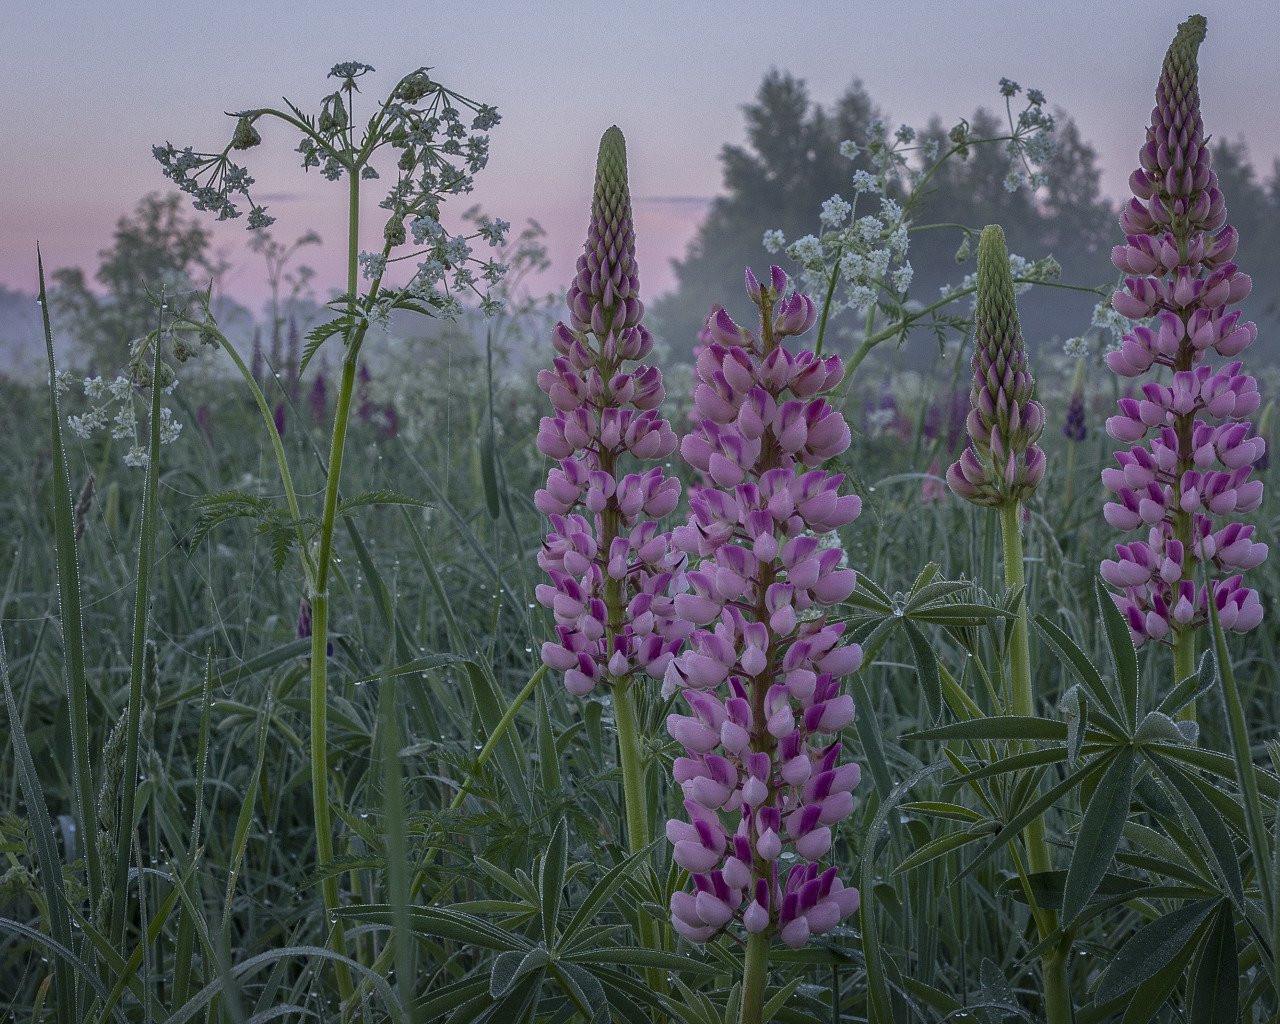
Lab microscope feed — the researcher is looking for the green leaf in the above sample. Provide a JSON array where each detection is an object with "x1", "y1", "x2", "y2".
[
  {"x1": 337, "y1": 490, "x2": 431, "y2": 516},
  {"x1": 0, "y1": 634, "x2": 80, "y2": 1024},
  {"x1": 1095, "y1": 577, "x2": 1138, "y2": 727},
  {"x1": 902, "y1": 619, "x2": 941, "y2": 721},
  {"x1": 1149, "y1": 754, "x2": 1245, "y2": 909},
  {"x1": 762, "y1": 977, "x2": 804, "y2": 1021},
  {"x1": 1000, "y1": 870, "x2": 1158, "y2": 909},
  {"x1": 1035, "y1": 612, "x2": 1125, "y2": 730},
  {"x1": 536, "y1": 685, "x2": 561, "y2": 795},
  {"x1": 961, "y1": 754, "x2": 1109, "y2": 879},
  {"x1": 548, "y1": 960, "x2": 608, "y2": 1019},
  {"x1": 489, "y1": 946, "x2": 550, "y2": 999},
  {"x1": 299, "y1": 314, "x2": 351, "y2": 374},
  {"x1": 1186, "y1": 902, "x2": 1238, "y2": 1024},
  {"x1": 561, "y1": 842, "x2": 660, "y2": 943},
  {"x1": 1060, "y1": 684, "x2": 1087, "y2": 764},
  {"x1": 1134, "y1": 711, "x2": 1187, "y2": 745},
  {"x1": 893, "y1": 824, "x2": 991, "y2": 875},
  {"x1": 38, "y1": 253, "x2": 102, "y2": 930},
  {"x1": 1155, "y1": 648, "x2": 1216, "y2": 719},
  {"x1": 1062, "y1": 747, "x2": 1135, "y2": 924},
  {"x1": 1095, "y1": 898, "x2": 1216, "y2": 1003},
  {"x1": 338, "y1": 904, "x2": 523, "y2": 952},
  {"x1": 540, "y1": 820, "x2": 569, "y2": 945},
  {"x1": 909, "y1": 716, "x2": 1068, "y2": 742},
  {"x1": 462, "y1": 660, "x2": 533, "y2": 815},
  {"x1": 908, "y1": 561, "x2": 941, "y2": 594},
  {"x1": 1118, "y1": 939, "x2": 1198, "y2": 1024},
  {"x1": 565, "y1": 947, "x2": 719, "y2": 974}
]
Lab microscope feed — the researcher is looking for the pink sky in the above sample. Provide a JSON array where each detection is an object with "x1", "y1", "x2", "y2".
[{"x1": 3, "y1": 3, "x2": 1278, "y2": 314}]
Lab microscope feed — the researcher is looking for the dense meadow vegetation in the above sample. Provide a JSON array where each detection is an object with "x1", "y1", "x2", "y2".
[{"x1": 5, "y1": 13, "x2": 1280, "y2": 1024}]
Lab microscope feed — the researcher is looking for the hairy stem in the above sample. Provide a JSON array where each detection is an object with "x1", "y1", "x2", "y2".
[{"x1": 740, "y1": 931, "x2": 771, "y2": 1024}]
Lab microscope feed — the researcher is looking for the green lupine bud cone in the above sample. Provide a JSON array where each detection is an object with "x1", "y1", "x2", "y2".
[
  {"x1": 947, "y1": 225, "x2": 1046, "y2": 507},
  {"x1": 1163, "y1": 15, "x2": 1207, "y2": 111},
  {"x1": 567, "y1": 126, "x2": 643, "y2": 338}
]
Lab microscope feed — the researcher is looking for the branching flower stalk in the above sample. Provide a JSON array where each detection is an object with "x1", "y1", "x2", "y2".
[
  {"x1": 946, "y1": 225, "x2": 1068, "y2": 1023},
  {"x1": 764, "y1": 81, "x2": 1061, "y2": 384},
  {"x1": 156, "y1": 62, "x2": 509, "y2": 996},
  {"x1": 534, "y1": 127, "x2": 684, "y2": 983},
  {"x1": 1101, "y1": 16, "x2": 1265, "y2": 719},
  {"x1": 662, "y1": 268, "x2": 862, "y2": 1024}
]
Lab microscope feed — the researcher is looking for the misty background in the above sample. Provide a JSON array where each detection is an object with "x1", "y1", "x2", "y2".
[{"x1": 2, "y1": 2, "x2": 1278, "y2": 376}]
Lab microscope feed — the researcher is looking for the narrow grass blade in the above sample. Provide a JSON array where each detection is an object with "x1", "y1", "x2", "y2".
[
  {"x1": 36, "y1": 251, "x2": 102, "y2": 914},
  {"x1": 1, "y1": 630, "x2": 77, "y2": 1024}
]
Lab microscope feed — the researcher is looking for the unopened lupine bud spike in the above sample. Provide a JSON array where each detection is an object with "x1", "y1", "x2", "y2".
[{"x1": 947, "y1": 224, "x2": 1045, "y2": 508}]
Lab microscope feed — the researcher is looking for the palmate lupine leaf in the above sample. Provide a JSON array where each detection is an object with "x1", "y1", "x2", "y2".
[{"x1": 345, "y1": 824, "x2": 719, "y2": 1022}]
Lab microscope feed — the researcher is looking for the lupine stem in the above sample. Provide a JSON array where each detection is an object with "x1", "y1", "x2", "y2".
[
  {"x1": 740, "y1": 931, "x2": 771, "y2": 1024},
  {"x1": 612, "y1": 676, "x2": 665, "y2": 992},
  {"x1": 999, "y1": 500, "x2": 1071, "y2": 1024},
  {"x1": 1173, "y1": 631, "x2": 1197, "y2": 722}
]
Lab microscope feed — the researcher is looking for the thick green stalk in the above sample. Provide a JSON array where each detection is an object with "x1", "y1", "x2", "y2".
[
  {"x1": 1173, "y1": 631, "x2": 1197, "y2": 723},
  {"x1": 740, "y1": 931, "x2": 771, "y2": 1024},
  {"x1": 999, "y1": 501, "x2": 1071, "y2": 1024},
  {"x1": 310, "y1": 168, "x2": 362, "y2": 1002},
  {"x1": 612, "y1": 667, "x2": 666, "y2": 995},
  {"x1": 611, "y1": 678, "x2": 650, "y2": 854}
]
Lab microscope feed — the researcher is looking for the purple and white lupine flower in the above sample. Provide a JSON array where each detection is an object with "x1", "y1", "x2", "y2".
[
  {"x1": 535, "y1": 127, "x2": 687, "y2": 696},
  {"x1": 663, "y1": 267, "x2": 862, "y2": 949},
  {"x1": 1101, "y1": 15, "x2": 1266, "y2": 645}
]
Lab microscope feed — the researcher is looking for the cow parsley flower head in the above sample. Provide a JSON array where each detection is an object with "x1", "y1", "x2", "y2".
[
  {"x1": 819, "y1": 195, "x2": 852, "y2": 227},
  {"x1": 762, "y1": 229, "x2": 786, "y2": 254}
]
